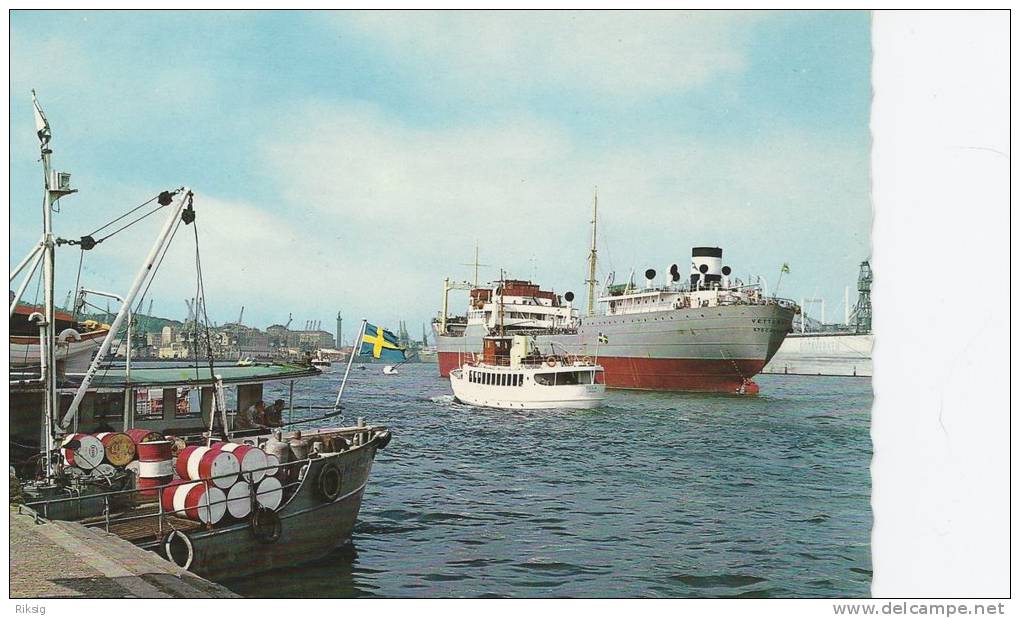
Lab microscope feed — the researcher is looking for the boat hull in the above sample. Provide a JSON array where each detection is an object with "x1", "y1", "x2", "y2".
[
  {"x1": 450, "y1": 369, "x2": 606, "y2": 410},
  {"x1": 761, "y1": 332, "x2": 873, "y2": 377},
  {"x1": 436, "y1": 303, "x2": 795, "y2": 393},
  {"x1": 140, "y1": 436, "x2": 380, "y2": 582}
]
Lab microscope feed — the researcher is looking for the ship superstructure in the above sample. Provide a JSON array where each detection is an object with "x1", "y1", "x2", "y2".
[{"x1": 435, "y1": 246, "x2": 798, "y2": 394}]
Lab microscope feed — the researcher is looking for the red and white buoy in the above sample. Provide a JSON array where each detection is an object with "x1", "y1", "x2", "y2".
[
  {"x1": 126, "y1": 428, "x2": 163, "y2": 444},
  {"x1": 161, "y1": 481, "x2": 227, "y2": 524},
  {"x1": 256, "y1": 476, "x2": 283, "y2": 510},
  {"x1": 175, "y1": 446, "x2": 240, "y2": 489},
  {"x1": 209, "y1": 442, "x2": 269, "y2": 484},
  {"x1": 136, "y1": 440, "x2": 174, "y2": 496},
  {"x1": 61, "y1": 433, "x2": 105, "y2": 471},
  {"x1": 226, "y1": 480, "x2": 252, "y2": 519},
  {"x1": 94, "y1": 432, "x2": 136, "y2": 467}
]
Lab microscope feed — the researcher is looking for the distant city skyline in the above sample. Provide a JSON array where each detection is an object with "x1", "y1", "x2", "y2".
[{"x1": 9, "y1": 10, "x2": 872, "y2": 332}]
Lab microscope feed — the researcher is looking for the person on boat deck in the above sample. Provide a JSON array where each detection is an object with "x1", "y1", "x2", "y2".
[
  {"x1": 236, "y1": 400, "x2": 269, "y2": 431},
  {"x1": 264, "y1": 399, "x2": 286, "y2": 428}
]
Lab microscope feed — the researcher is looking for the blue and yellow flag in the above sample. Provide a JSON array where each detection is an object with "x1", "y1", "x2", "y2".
[{"x1": 360, "y1": 323, "x2": 406, "y2": 362}]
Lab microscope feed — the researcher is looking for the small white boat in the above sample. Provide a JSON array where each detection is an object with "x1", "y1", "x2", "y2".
[
  {"x1": 450, "y1": 335, "x2": 606, "y2": 410},
  {"x1": 382, "y1": 365, "x2": 399, "y2": 375},
  {"x1": 236, "y1": 357, "x2": 255, "y2": 367},
  {"x1": 311, "y1": 357, "x2": 332, "y2": 370}
]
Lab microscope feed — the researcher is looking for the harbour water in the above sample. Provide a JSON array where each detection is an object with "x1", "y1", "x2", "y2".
[{"x1": 229, "y1": 364, "x2": 872, "y2": 598}]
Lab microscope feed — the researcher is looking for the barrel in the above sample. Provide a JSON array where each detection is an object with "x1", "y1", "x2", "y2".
[
  {"x1": 226, "y1": 480, "x2": 252, "y2": 519},
  {"x1": 61, "y1": 433, "x2": 105, "y2": 471},
  {"x1": 126, "y1": 428, "x2": 163, "y2": 444},
  {"x1": 264, "y1": 453, "x2": 280, "y2": 478},
  {"x1": 175, "y1": 446, "x2": 240, "y2": 489},
  {"x1": 94, "y1": 432, "x2": 136, "y2": 467},
  {"x1": 136, "y1": 440, "x2": 174, "y2": 496},
  {"x1": 255, "y1": 476, "x2": 283, "y2": 510},
  {"x1": 161, "y1": 481, "x2": 227, "y2": 524},
  {"x1": 209, "y1": 442, "x2": 268, "y2": 484}
]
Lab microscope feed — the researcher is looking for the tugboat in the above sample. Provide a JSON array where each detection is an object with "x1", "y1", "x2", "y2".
[
  {"x1": 10, "y1": 93, "x2": 390, "y2": 582},
  {"x1": 450, "y1": 335, "x2": 606, "y2": 410}
]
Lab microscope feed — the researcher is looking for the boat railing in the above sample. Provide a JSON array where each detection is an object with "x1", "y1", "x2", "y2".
[{"x1": 21, "y1": 457, "x2": 313, "y2": 537}]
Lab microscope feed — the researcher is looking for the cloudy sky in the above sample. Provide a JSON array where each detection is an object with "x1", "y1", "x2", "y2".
[{"x1": 9, "y1": 10, "x2": 871, "y2": 340}]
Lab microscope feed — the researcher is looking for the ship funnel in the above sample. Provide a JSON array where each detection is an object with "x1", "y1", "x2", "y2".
[
  {"x1": 691, "y1": 247, "x2": 723, "y2": 289},
  {"x1": 644, "y1": 268, "x2": 656, "y2": 288}
]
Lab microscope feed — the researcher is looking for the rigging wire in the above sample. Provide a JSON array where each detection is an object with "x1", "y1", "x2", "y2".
[{"x1": 86, "y1": 195, "x2": 160, "y2": 238}]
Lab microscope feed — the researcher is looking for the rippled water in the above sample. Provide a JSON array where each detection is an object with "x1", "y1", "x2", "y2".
[{"x1": 227, "y1": 364, "x2": 872, "y2": 598}]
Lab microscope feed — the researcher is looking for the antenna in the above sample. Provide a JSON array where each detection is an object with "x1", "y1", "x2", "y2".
[
  {"x1": 585, "y1": 187, "x2": 598, "y2": 317},
  {"x1": 460, "y1": 241, "x2": 490, "y2": 288}
]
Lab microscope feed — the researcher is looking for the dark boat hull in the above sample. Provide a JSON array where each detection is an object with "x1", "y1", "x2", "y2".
[{"x1": 139, "y1": 435, "x2": 380, "y2": 581}]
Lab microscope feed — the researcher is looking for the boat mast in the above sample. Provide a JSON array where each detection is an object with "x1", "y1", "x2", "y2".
[
  {"x1": 585, "y1": 187, "x2": 598, "y2": 317},
  {"x1": 33, "y1": 92, "x2": 75, "y2": 478}
]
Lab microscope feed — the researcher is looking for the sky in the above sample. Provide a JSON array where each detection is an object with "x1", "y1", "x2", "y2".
[{"x1": 9, "y1": 10, "x2": 872, "y2": 341}]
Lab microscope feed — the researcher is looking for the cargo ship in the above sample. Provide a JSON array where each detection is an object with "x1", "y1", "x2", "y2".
[
  {"x1": 762, "y1": 261, "x2": 873, "y2": 377},
  {"x1": 434, "y1": 246, "x2": 798, "y2": 394}
]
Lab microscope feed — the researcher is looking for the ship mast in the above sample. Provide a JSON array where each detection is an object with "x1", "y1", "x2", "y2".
[
  {"x1": 585, "y1": 187, "x2": 598, "y2": 317},
  {"x1": 33, "y1": 92, "x2": 75, "y2": 478}
]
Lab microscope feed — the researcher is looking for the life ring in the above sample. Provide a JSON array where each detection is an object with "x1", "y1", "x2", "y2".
[
  {"x1": 581, "y1": 356, "x2": 593, "y2": 365},
  {"x1": 162, "y1": 529, "x2": 194, "y2": 570},
  {"x1": 316, "y1": 462, "x2": 343, "y2": 502},
  {"x1": 250, "y1": 506, "x2": 283, "y2": 544},
  {"x1": 545, "y1": 357, "x2": 557, "y2": 367}
]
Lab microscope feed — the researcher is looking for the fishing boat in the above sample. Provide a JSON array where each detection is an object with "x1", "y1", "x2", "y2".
[
  {"x1": 10, "y1": 94, "x2": 390, "y2": 582},
  {"x1": 450, "y1": 335, "x2": 606, "y2": 409},
  {"x1": 310, "y1": 355, "x2": 332, "y2": 370}
]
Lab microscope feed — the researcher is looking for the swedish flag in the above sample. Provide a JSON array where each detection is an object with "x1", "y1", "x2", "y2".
[{"x1": 360, "y1": 323, "x2": 406, "y2": 362}]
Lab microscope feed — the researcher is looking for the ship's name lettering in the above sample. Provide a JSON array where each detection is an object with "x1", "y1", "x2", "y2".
[{"x1": 751, "y1": 318, "x2": 785, "y2": 325}]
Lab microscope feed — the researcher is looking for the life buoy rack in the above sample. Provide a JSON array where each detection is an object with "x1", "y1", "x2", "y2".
[
  {"x1": 162, "y1": 529, "x2": 194, "y2": 570},
  {"x1": 250, "y1": 506, "x2": 283, "y2": 544},
  {"x1": 316, "y1": 462, "x2": 343, "y2": 502}
]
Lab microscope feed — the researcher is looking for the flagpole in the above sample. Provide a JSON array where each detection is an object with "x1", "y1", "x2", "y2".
[{"x1": 334, "y1": 319, "x2": 367, "y2": 409}]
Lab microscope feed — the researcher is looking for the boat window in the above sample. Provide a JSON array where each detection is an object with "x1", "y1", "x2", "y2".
[
  {"x1": 534, "y1": 373, "x2": 554, "y2": 386},
  {"x1": 558, "y1": 372, "x2": 580, "y2": 385},
  {"x1": 577, "y1": 371, "x2": 594, "y2": 385},
  {"x1": 90, "y1": 392, "x2": 125, "y2": 420},
  {"x1": 135, "y1": 388, "x2": 165, "y2": 421},
  {"x1": 175, "y1": 387, "x2": 202, "y2": 419}
]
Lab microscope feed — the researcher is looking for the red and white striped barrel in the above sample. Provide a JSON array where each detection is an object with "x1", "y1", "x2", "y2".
[
  {"x1": 160, "y1": 481, "x2": 227, "y2": 524},
  {"x1": 94, "y1": 432, "x2": 136, "y2": 467},
  {"x1": 61, "y1": 433, "x2": 105, "y2": 471},
  {"x1": 126, "y1": 428, "x2": 163, "y2": 444},
  {"x1": 175, "y1": 446, "x2": 240, "y2": 489},
  {"x1": 256, "y1": 476, "x2": 283, "y2": 510},
  {"x1": 264, "y1": 453, "x2": 280, "y2": 478},
  {"x1": 209, "y1": 442, "x2": 268, "y2": 484},
  {"x1": 226, "y1": 480, "x2": 252, "y2": 519},
  {"x1": 136, "y1": 440, "x2": 174, "y2": 496}
]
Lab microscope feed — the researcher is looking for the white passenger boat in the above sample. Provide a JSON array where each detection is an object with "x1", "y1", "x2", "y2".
[{"x1": 450, "y1": 335, "x2": 606, "y2": 410}]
